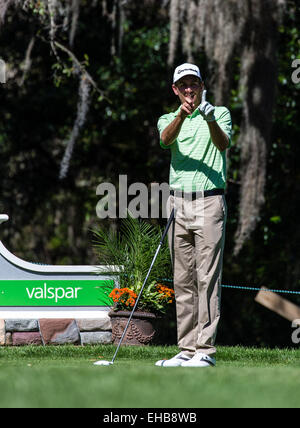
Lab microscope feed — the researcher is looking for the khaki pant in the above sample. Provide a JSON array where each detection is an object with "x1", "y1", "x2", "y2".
[{"x1": 167, "y1": 193, "x2": 227, "y2": 357}]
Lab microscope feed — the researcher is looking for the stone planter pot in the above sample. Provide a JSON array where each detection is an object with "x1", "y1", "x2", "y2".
[{"x1": 109, "y1": 310, "x2": 157, "y2": 346}]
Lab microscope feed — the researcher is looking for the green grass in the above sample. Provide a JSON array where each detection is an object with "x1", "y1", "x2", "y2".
[{"x1": 0, "y1": 345, "x2": 300, "y2": 408}]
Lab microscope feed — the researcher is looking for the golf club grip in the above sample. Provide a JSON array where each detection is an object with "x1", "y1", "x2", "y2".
[{"x1": 160, "y1": 208, "x2": 175, "y2": 244}]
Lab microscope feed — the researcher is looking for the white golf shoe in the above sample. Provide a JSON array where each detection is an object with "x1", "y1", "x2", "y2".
[
  {"x1": 155, "y1": 351, "x2": 192, "y2": 367},
  {"x1": 181, "y1": 352, "x2": 216, "y2": 367}
]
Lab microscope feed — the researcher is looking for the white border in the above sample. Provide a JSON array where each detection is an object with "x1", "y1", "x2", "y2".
[
  {"x1": 0, "y1": 214, "x2": 120, "y2": 274},
  {"x1": 0, "y1": 241, "x2": 120, "y2": 274}
]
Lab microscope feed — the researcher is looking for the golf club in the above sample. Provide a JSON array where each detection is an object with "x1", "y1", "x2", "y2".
[{"x1": 94, "y1": 208, "x2": 175, "y2": 366}]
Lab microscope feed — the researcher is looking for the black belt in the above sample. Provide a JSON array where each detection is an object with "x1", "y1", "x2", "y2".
[{"x1": 170, "y1": 188, "x2": 224, "y2": 198}]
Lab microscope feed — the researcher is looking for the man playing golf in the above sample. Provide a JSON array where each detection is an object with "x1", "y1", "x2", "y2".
[{"x1": 155, "y1": 63, "x2": 232, "y2": 367}]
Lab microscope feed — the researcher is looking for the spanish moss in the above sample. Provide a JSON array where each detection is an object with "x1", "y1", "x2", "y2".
[{"x1": 59, "y1": 75, "x2": 91, "y2": 180}]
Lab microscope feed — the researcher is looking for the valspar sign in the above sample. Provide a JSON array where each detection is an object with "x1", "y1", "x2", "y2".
[{"x1": 0, "y1": 280, "x2": 114, "y2": 307}]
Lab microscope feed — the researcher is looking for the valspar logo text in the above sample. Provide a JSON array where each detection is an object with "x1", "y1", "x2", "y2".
[{"x1": 26, "y1": 282, "x2": 83, "y2": 303}]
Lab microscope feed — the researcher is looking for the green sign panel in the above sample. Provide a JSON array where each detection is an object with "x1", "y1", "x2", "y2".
[{"x1": 0, "y1": 280, "x2": 115, "y2": 307}]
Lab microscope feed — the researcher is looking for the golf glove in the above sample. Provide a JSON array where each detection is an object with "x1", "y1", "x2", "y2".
[{"x1": 198, "y1": 90, "x2": 216, "y2": 122}]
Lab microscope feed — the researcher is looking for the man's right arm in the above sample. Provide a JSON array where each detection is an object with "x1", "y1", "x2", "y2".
[
  {"x1": 160, "y1": 98, "x2": 194, "y2": 146},
  {"x1": 161, "y1": 114, "x2": 186, "y2": 146}
]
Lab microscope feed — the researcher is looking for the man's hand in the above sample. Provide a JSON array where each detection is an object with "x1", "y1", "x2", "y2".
[
  {"x1": 198, "y1": 90, "x2": 216, "y2": 122},
  {"x1": 161, "y1": 95, "x2": 195, "y2": 146},
  {"x1": 179, "y1": 97, "x2": 195, "y2": 118}
]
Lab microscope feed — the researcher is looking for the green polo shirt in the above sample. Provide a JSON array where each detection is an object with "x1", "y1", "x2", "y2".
[{"x1": 158, "y1": 106, "x2": 232, "y2": 192}]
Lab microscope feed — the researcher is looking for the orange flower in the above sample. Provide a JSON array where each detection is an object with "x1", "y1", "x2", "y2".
[
  {"x1": 127, "y1": 297, "x2": 136, "y2": 306},
  {"x1": 155, "y1": 283, "x2": 174, "y2": 300},
  {"x1": 109, "y1": 288, "x2": 137, "y2": 306}
]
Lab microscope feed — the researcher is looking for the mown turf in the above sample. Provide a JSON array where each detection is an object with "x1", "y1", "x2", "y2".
[{"x1": 0, "y1": 345, "x2": 299, "y2": 408}]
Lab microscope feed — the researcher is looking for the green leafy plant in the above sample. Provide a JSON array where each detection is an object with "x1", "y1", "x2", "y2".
[{"x1": 93, "y1": 214, "x2": 174, "y2": 314}]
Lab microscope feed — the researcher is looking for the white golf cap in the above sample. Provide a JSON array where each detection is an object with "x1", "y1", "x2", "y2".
[{"x1": 173, "y1": 63, "x2": 202, "y2": 84}]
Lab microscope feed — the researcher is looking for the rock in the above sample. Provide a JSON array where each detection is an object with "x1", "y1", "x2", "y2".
[
  {"x1": 80, "y1": 332, "x2": 112, "y2": 345},
  {"x1": 12, "y1": 332, "x2": 42, "y2": 346},
  {"x1": 76, "y1": 317, "x2": 112, "y2": 332},
  {"x1": 0, "y1": 319, "x2": 5, "y2": 345},
  {"x1": 39, "y1": 319, "x2": 80, "y2": 345},
  {"x1": 5, "y1": 319, "x2": 39, "y2": 332},
  {"x1": 5, "y1": 332, "x2": 12, "y2": 346}
]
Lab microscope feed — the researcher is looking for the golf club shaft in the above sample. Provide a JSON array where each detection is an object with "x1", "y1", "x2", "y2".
[{"x1": 111, "y1": 208, "x2": 175, "y2": 363}]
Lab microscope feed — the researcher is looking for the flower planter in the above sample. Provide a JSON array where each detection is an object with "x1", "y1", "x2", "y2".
[{"x1": 109, "y1": 310, "x2": 157, "y2": 346}]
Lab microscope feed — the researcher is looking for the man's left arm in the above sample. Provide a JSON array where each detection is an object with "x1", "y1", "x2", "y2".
[
  {"x1": 207, "y1": 121, "x2": 229, "y2": 152},
  {"x1": 198, "y1": 90, "x2": 231, "y2": 152}
]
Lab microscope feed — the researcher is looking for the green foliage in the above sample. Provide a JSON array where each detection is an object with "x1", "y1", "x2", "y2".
[
  {"x1": 93, "y1": 214, "x2": 174, "y2": 314},
  {"x1": 93, "y1": 214, "x2": 171, "y2": 287}
]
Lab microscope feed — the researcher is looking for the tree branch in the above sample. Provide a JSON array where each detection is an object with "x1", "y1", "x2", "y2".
[{"x1": 54, "y1": 41, "x2": 110, "y2": 102}]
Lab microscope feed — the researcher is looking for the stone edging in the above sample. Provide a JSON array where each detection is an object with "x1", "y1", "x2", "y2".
[{"x1": 0, "y1": 317, "x2": 112, "y2": 346}]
